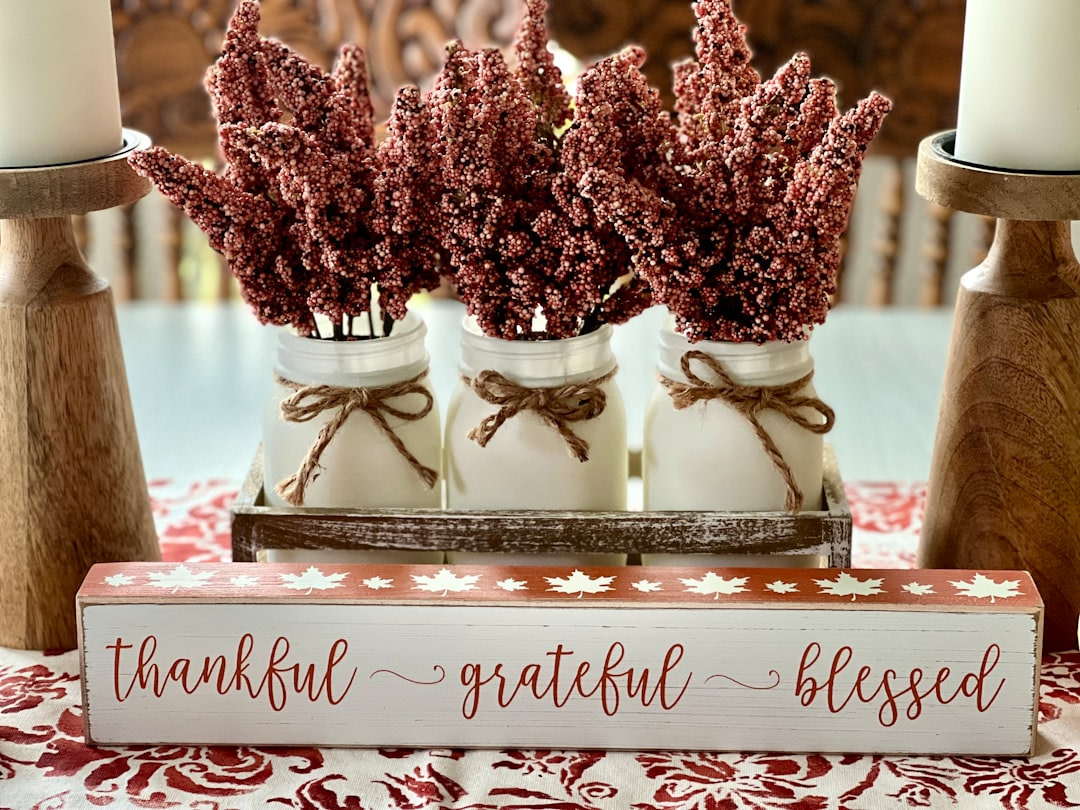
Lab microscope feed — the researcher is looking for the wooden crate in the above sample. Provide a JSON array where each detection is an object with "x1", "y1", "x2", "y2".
[{"x1": 231, "y1": 446, "x2": 851, "y2": 565}]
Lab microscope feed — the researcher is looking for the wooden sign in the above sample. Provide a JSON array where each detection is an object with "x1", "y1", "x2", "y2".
[{"x1": 78, "y1": 563, "x2": 1042, "y2": 755}]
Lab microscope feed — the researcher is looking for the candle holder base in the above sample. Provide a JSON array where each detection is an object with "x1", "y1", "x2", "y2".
[
  {"x1": 916, "y1": 131, "x2": 1080, "y2": 652},
  {"x1": 0, "y1": 131, "x2": 160, "y2": 650}
]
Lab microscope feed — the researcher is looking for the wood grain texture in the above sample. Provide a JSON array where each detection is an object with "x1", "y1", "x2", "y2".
[
  {"x1": 917, "y1": 218, "x2": 1080, "y2": 653},
  {"x1": 0, "y1": 213, "x2": 159, "y2": 650},
  {"x1": 548, "y1": 0, "x2": 965, "y2": 159},
  {"x1": 0, "y1": 130, "x2": 151, "y2": 219},
  {"x1": 110, "y1": 0, "x2": 965, "y2": 160},
  {"x1": 231, "y1": 446, "x2": 851, "y2": 566},
  {"x1": 111, "y1": 0, "x2": 520, "y2": 155},
  {"x1": 917, "y1": 132, "x2": 1080, "y2": 222}
]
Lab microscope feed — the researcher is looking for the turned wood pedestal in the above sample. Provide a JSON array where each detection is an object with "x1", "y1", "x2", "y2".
[
  {"x1": 0, "y1": 131, "x2": 160, "y2": 650},
  {"x1": 916, "y1": 132, "x2": 1080, "y2": 652}
]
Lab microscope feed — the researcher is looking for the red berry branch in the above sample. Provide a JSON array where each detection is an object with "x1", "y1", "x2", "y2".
[
  {"x1": 130, "y1": 0, "x2": 889, "y2": 347},
  {"x1": 128, "y1": 0, "x2": 441, "y2": 339},
  {"x1": 431, "y1": 0, "x2": 654, "y2": 340},
  {"x1": 582, "y1": 0, "x2": 892, "y2": 344}
]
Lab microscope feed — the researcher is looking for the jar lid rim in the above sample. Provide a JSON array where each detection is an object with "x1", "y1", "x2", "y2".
[
  {"x1": 278, "y1": 310, "x2": 426, "y2": 356},
  {"x1": 461, "y1": 316, "x2": 613, "y2": 350}
]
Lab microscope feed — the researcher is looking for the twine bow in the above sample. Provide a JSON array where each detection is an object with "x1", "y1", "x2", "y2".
[
  {"x1": 274, "y1": 370, "x2": 438, "y2": 506},
  {"x1": 462, "y1": 366, "x2": 617, "y2": 462},
  {"x1": 659, "y1": 350, "x2": 835, "y2": 512}
]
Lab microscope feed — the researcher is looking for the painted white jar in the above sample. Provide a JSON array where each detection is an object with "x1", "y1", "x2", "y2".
[
  {"x1": 263, "y1": 311, "x2": 443, "y2": 564},
  {"x1": 445, "y1": 318, "x2": 627, "y2": 565},
  {"x1": 643, "y1": 326, "x2": 831, "y2": 567}
]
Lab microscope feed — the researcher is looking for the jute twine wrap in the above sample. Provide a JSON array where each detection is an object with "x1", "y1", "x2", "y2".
[
  {"x1": 659, "y1": 350, "x2": 835, "y2": 513},
  {"x1": 273, "y1": 369, "x2": 438, "y2": 506},
  {"x1": 462, "y1": 366, "x2": 617, "y2": 463}
]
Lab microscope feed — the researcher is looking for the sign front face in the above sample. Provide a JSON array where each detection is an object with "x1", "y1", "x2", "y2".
[{"x1": 78, "y1": 564, "x2": 1042, "y2": 755}]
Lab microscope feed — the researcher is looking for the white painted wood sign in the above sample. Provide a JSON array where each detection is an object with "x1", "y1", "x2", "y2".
[{"x1": 77, "y1": 563, "x2": 1042, "y2": 755}]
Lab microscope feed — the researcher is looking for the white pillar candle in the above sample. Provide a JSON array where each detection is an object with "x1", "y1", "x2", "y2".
[
  {"x1": 955, "y1": 0, "x2": 1080, "y2": 172},
  {"x1": 0, "y1": 0, "x2": 123, "y2": 168}
]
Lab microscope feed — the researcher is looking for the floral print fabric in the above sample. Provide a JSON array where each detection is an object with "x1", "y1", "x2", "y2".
[{"x1": 1, "y1": 480, "x2": 1077, "y2": 810}]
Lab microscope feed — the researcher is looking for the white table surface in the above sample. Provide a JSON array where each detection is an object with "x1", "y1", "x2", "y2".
[{"x1": 116, "y1": 299, "x2": 954, "y2": 485}]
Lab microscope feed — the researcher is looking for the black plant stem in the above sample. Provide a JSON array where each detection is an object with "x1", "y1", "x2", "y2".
[
  {"x1": 580, "y1": 308, "x2": 602, "y2": 336},
  {"x1": 383, "y1": 312, "x2": 395, "y2": 338},
  {"x1": 333, "y1": 319, "x2": 345, "y2": 340},
  {"x1": 367, "y1": 307, "x2": 377, "y2": 339},
  {"x1": 348, "y1": 314, "x2": 355, "y2": 338}
]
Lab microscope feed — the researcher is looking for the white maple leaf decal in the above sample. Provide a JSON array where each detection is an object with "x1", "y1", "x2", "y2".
[
  {"x1": 280, "y1": 567, "x2": 348, "y2": 594},
  {"x1": 496, "y1": 578, "x2": 528, "y2": 592},
  {"x1": 681, "y1": 572, "x2": 749, "y2": 599},
  {"x1": 949, "y1": 573, "x2": 1021, "y2": 603},
  {"x1": 545, "y1": 570, "x2": 616, "y2": 598},
  {"x1": 104, "y1": 573, "x2": 135, "y2": 587},
  {"x1": 363, "y1": 576, "x2": 394, "y2": 591},
  {"x1": 815, "y1": 572, "x2": 885, "y2": 601},
  {"x1": 766, "y1": 580, "x2": 799, "y2": 595},
  {"x1": 902, "y1": 582, "x2": 935, "y2": 596},
  {"x1": 230, "y1": 575, "x2": 260, "y2": 588},
  {"x1": 631, "y1": 579, "x2": 663, "y2": 593},
  {"x1": 147, "y1": 565, "x2": 214, "y2": 593},
  {"x1": 412, "y1": 568, "x2": 480, "y2": 596}
]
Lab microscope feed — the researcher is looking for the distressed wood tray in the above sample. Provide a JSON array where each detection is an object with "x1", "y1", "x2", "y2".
[{"x1": 231, "y1": 446, "x2": 851, "y2": 566}]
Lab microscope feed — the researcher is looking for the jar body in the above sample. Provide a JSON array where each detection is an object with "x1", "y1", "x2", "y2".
[
  {"x1": 263, "y1": 312, "x2": 442, "y2": 563},
  {"x1": 643, "y1": 327, "x2": 825, "y2": 567},
  {"x1": 445, "y1": 319, "x2": 627, "y2": 565}
]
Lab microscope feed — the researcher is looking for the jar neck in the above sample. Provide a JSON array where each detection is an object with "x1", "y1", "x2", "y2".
[
  {"x1": 658, "y1": 327, "x2": 813, "y2": 386},
  {"x1": 276, "y1": 311, "x2": 429, "y2": 387},
  {"x1": 460, "y1": 317, "x2": 617, "y2": 386}
]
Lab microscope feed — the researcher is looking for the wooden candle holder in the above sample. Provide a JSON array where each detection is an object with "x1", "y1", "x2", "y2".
[
  {"x1": 0, "y1": 131, "x2": 160, "y2": 650},
  {"x1": 915, "y1": 131, "x2": 1080, "y2": 652}
]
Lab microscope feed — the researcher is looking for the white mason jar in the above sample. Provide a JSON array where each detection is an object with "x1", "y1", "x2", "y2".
[
  {"x1": 643, "y1": 325, "x2": 830, "y2": 567},
  {"x1": 445, "y1": 318, "x2": 627, "y2": 565},
  {"x1": 263, "y1": 311, "x2": 443, "y2": 564}
]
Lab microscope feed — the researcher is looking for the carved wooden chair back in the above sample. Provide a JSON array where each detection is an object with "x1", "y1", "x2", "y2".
[{"x1": 92, "y1": 0, "x2": 981, "y2": 306}]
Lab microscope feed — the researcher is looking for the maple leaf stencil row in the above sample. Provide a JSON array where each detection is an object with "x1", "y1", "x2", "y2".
[{"x1": 98, "y1": 566, "x2": 1027, "y2": 602}]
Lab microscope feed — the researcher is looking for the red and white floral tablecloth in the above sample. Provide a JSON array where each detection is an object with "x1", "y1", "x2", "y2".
[{"x1": 3, "y1": 480, "x2": 1080, "y2": 810}]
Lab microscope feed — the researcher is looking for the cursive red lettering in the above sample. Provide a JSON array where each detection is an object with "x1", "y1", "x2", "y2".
[
  {"x1": 977, "y1": 644, "x2": 1005, "y2": 711},
  {"x1": 461, "y1": 662, "x2": 501, "y2": 720},
  {"x1": 622, "y1": 643, "x2": 692, "y2": 711},
  {"x1": 874, "y1": 668, "x2": 899, "y2": 726},
  {"x1": 166, "y1": 657, "x2": 194, "y2": 694},
  {"x1": 546, "y1": 644, "x2": 575, "y2": 707},
  {"x1": 795, "y1": 642, "x2": 822, "y2": 707},
  {"x1": 459, "y1": 642, "x2": 692, "y2": 718},
  {"x1": 660, "y1": 644, "x2": 692, "y2": 709},
  {"x1": 325, "y1": 639, "x2": 358, "y2": 705},
  {"x1": 106, "y1": 638, "x2": 133, "y2": 702},
  {"x1": 106, "y1": 633, "x2": 357, "y2": 711},
  {"x1": 904, "y1": 668, "x2": 924, "y2": 721},
  {"x1": 262, "y1": 636, "x2": 292, "y2": 711},
  {"x1": 795, "y1": 641, "x2": 1010, "y2": 727},
  {"x1": 200, "y1": 654, "x2": 230, "y2": 694},
  {"x1": 233, "y1": 633, "x2": 255, "y2": 697},
  {"x1": 825, "y1": 645, "x2": 854, "y2": 712},
  {"x1": 132, "y1": 635, "x2": 161, "y2": 698}
]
